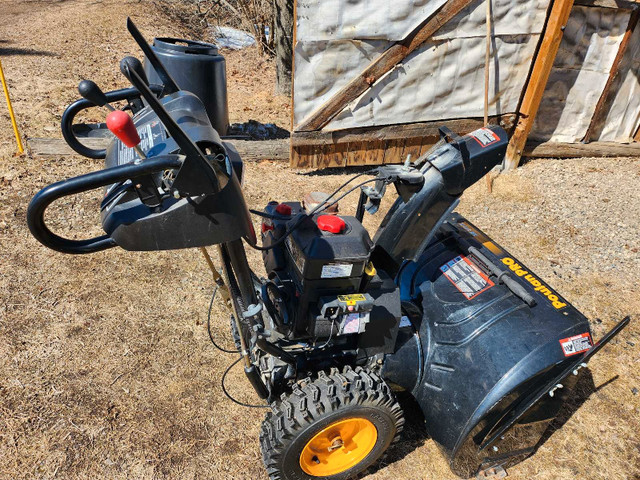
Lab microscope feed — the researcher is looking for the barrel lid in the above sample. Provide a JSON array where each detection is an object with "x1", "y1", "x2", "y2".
[{"x1": 153, "y1": 37, "x2": 219, "y2": 56}]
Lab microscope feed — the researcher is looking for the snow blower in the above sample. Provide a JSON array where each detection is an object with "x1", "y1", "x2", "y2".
[{"x1": 27, "y1": 19, "x2": 629, "y2": 480}]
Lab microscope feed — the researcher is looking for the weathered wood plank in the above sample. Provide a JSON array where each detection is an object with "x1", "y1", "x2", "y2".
[
  {"x1": 575, "y1": 0, "x2": 638, "y2": 8},
  {"x1": 503, "y1": 0, "x2": 576, "y2": 170},
  {"x1": 300, "y1": 137, "x2": 640, "y2": 168},
  {"x1": 523, "y1": 140, "x2": 640, "y2": 157},
  {"x1": 292, "y1": 114, "x2": 516, "y2": 147},
  {"x1": 583, "y1": 7, "x2": 640, "y2": 142},
  {"x1": 29, "y1": 137, "x2": 291, "y2": 162},
  {"x1": 294, "y1": 0, "x2": 476, "y2": 132}
]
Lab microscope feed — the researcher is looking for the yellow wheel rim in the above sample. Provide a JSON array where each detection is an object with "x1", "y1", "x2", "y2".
[{"x1": 299, "y1": 418, "x2": 378, "y2": 477}]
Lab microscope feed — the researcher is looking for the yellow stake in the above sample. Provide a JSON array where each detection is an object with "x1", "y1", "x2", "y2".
[{"x1": 0, "y1": 57, "x2": 24, "y2": 155}]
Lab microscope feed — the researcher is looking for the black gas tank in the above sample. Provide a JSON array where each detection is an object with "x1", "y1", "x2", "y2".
[{"x1": 287, "y1": 214, "x2": 373, "y2": 281}]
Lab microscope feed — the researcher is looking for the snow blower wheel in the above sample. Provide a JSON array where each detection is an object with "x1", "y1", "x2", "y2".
[{"x1": 260, "y1": 367, "x2": 404, "y2": 480}]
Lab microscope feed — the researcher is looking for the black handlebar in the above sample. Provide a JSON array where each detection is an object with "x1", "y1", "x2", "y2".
[
  {"x1": 61, "y1": 84, "x2": 163, "y2": 159},
  {"x1": 27, "y1": 155, "x2": 183, "y2": 254}
]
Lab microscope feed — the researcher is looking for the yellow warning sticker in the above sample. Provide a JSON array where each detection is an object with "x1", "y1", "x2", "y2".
[{"x1": 338, "y1": 294, "x2": 366, "y2": 306}]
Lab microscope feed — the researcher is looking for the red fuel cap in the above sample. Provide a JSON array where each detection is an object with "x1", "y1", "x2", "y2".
[
  {"x1": 317, "y1": 215, "x2": 346, "y2": 234},
  {"x1": 275, "y1": 203, "x2": 292, "y2": 216}
]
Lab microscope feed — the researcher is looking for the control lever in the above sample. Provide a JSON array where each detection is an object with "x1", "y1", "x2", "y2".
[
  {"x1": 105, "y1": 109, "x2": 167, "y2": 207},
  {"x1": 78, "y1": 80, "x2": 116, "y2": 111},
  {"x1": 120, "y1": 60, "x2": 222, "y2": 195},
  {"x1": 106, "y1": 110, "x2": 146, "y2": 159},
  {"x1": 120, "y1": 56, "x2": 149, "y2": 86}
]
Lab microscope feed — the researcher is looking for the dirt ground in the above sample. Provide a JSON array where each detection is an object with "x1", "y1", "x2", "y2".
[{"x1": 0, "y1": 1, "x2": 639, "y2": 479}]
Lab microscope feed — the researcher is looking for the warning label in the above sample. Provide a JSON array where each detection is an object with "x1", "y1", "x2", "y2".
[
  {"x1": 469, "y1": 128, "x2": 500, "y2": 148},
  {"x1": 117, "y1": 120, "x2": 166, "y2": 165},
  {"x1": 440, "y1": 255, "x2": 494, "y2": 300},
  {"x1": 338, "y1": 294, "x2": 366, "y2": 306},
  {"x1": 321, "y1": 263, "x2": 353, "y2": 279},
  {"x1": 559, "y1": 333, "x2": 593, "y2": 357}
]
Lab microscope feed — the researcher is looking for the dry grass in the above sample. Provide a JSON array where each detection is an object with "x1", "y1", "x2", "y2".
[{"x1": 0, "y1": 1, "x2": 639, "y2": 479}]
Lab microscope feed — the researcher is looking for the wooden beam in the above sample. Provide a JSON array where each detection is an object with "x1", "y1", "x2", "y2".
[
  {"x1": 575, "y1": 0, "x2": 638, "y2": 8},
  {"x1": 583, "y1": 7, "x2": 640, "y2": 142},
  {"x1": 294, "y1": 0, "x2": 476, "y2": 132},
  {"x1": 523, "y1": 140, "x2": 640, "y2": 157},
  {"x1": 28, "y1": 137, "x2": 290, "y2": 162},
  {"x1": 292, "y1": 115, "x2": 516, "y2": 147},
  {"x1": 503, "y1": 0, "x2": 576, "y2": 170},
  {"x1": 289, "y1": 0, "x2": 298, "y2": 163},
  {"x1": 291, "y1": 136, "x2": 640, "y2": 168},
  {"x1": 291, "y1": 115, "x2": 516, "y2": 167}
]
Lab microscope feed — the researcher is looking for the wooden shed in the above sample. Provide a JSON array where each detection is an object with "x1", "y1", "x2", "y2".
[{"x1": 289, "y1": 0, "x2": 640, "y2": 169}]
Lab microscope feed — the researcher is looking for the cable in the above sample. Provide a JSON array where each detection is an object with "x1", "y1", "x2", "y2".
[
  {"x1": 248, "y1": 209, "x2": 290, "y2": 220},
  {"x1": 246, "y1": 172, "x2": 380, "y2": 252},
  {"x1": 316, "y1": 320, "x2": 336, "y2": 350},
  {"x1": 307, "y1": 171, "x2": 375, "y2": 213},
  {"x1": 206, "y1": 283, "x2": 270, "y2": 409},
  {"x1": 313, "y1": 178, "x2": 378, "y2": 216},
  {"x1": 221, "y1": 356, "x2": 270, "y2": 409},
  {"x1": 206, "y1": 284, "x2": 240, "y2": 354}
]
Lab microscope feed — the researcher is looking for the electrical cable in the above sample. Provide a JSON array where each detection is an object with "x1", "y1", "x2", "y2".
[
  {"x1": 221, "y1": 356, "x2": 271, "y2": 409},
  {"x1": 205, "y1": 279, "x2": 270, "y2": 408},
  {"x1": 312, "y1": 178, "x2": 378, "y2": 216},
  {"x1": 206, "y1": 284, "x2": 240, "y2": 354},
  {"x1": 316, "y1": 320, "x2": 335, "y2": 350},
  {"x1": 246, "y1": 174, "x2": 380, "y2": 252}
]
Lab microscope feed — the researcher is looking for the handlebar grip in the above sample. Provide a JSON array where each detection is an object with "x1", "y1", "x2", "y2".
[
  {"x1": 27, "y1": 156, "x2": 183, "y2": 254},
  {"x1": 61, "y1": 85, "x2": 164, "y2": 159}
]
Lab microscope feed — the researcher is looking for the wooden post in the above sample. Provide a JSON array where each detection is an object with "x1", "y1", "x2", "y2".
[
  {"x1": 294, "y1": 0, "x2": 475, "y2": 132},
  {"x1": 289, "y1": 0, "x2": 297, "y2": 165},
  {"x1": 583, "y1": 7, "x2": 639, "y2": 142},
  {"x1": 484, "y1": 0, "x2": 493, "y2": 193},
  {"x1": 503, "y1": 0, "x2": 576, "y2": 170}
]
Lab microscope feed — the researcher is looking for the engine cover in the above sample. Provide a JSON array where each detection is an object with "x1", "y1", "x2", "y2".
[{"x1": 261, "y1": 202, "x2": 401, "y2": 352}]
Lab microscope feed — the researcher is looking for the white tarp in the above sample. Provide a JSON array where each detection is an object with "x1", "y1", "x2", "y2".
[
  {"x1": 296, "y1": 0, "x2": 449, "y2": 42},
  {"x1": 325, "y1": 34, "x2": 539, "y2": 130},
  {"x1": 294, "y1": 0, "x2": 551, "y2": 130},
  {"x1": 294, "y1": 0, "x2": 640, "y2": 142},
  {"x1": 597, "y1": 22, "x2": 640, "y2": 142},
  {"x1": 530, "y1": 5, "x2": 631, "y2": 142}
]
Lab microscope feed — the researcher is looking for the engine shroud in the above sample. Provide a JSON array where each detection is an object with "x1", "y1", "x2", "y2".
[{"x1": 261, "y1": 202, "x2": 401, "y2": 355}]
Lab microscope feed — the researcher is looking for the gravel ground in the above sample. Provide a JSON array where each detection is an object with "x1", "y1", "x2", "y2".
[{"x1": 0, "y1": 1, "x2": 639, "y2": 479}]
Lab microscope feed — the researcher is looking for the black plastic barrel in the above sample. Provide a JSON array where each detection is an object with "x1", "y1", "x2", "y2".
[{"x1": 144, "y1": 38, "x2": 229, "y2": 135}]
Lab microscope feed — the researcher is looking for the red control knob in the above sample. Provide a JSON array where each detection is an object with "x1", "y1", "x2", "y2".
[
  {"x1": 317, "y1": 215, "x2": 346, "y2": 234},
  {"x1": 106, "y1": 110, "x2": 140, "y2": 148}
]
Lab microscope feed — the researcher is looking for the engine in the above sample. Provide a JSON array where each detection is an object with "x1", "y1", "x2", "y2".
[{"x1": 260, "y1": 200, "x2": 401, "y2": 358}]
